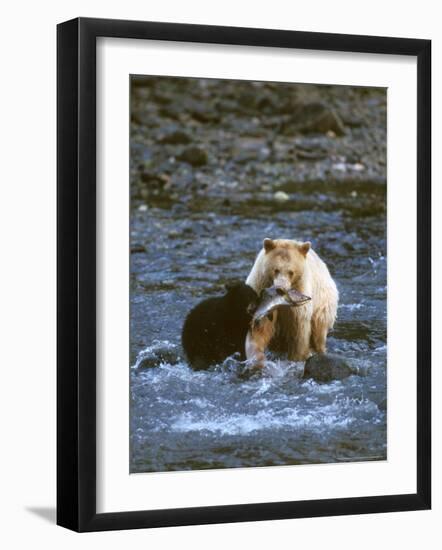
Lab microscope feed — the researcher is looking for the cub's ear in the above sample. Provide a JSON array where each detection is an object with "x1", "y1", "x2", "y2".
[
  {"x1": 299, "y1": 241, "x2": 311, "y2": 256},
  {"x1": 225, "y1": 280, "x2": 240, "y2": 292},
  {"x1": 263, "y1": 238, "x2": 276, "y2": 253}
]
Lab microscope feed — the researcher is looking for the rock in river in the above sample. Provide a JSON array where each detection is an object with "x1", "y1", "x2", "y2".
[
  {"x1": 303, "y1": 353, "x2": 356, "y2": 382},
  {"x1": 136, "y1": 342, "x2": 181, "y2": 369}
]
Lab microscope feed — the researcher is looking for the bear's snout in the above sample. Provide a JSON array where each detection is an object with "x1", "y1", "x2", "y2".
[{"x1": 273, "y1": 276, "x2": 291, "y2": 292}]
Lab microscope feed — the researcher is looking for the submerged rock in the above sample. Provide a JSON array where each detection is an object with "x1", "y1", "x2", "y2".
[
  {"x1": 303, "y1": 353, "x2": 356, "y2": 382},
  {"x1": 377, "y1": 398, "x2": 387, "y2": 412},
  {"x1": 136, "y1": 342, "x2": 181, "y2": 369},
  {"x1": 130, "y1": 243, "x2": 146, "y2": 254}
]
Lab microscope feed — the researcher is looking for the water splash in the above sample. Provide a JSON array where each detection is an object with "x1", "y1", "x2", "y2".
[{"x1": 130, "y1": 340, "x2": 386, "y2": 471}]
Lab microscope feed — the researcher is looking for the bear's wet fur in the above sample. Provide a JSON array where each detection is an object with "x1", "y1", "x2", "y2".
[
  {"x1": 246, "y1": 238, "x2": 338, "y2": 366},
  {"x1": 182, "y1": 282, "x2": 259, "y2": 370}
]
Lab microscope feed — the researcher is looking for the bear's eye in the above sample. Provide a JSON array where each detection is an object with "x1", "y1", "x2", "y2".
[{"x1": 288, "y1": 270, "x2": 294, "y2": 278}]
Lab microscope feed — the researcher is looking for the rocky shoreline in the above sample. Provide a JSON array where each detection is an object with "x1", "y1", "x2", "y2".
[{"x1": 130, "y1": 76, "x2": 386, "y2": 209}]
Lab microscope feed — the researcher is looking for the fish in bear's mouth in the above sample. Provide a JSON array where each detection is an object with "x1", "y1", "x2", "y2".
[{"x1": 252, "y1": 286, "x2": 311, "y2": 325}]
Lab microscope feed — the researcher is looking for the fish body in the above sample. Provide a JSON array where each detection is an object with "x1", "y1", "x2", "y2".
[{"x1": 252, "y1": 287, "x2": 311, "y2": 325}]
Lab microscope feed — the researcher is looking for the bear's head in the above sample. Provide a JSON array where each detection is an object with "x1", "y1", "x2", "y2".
[
  {"x1": 261, "y1": 238, "x2": 311, "y2": 292},
  {"x1": 225, "y1": 281, "x2": 259, "y2": 316}
]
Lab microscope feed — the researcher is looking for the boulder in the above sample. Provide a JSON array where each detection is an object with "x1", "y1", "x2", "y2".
[
  {"x1": 303, "y1": 353, "x2": 356, "y2": 382},
  {"x1": 159, "y1": 130, "x2": 192, "y2": 145},
  {"x1": 283, "y1": 102, "x2": 346, "y2": 136},
  {"x1": 177, "y1": 146, "x2": 208, "y2": 166}
]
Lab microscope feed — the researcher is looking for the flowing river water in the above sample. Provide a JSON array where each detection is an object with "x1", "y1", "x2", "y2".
[{"x1": 129, "y1": 189, "x2": 387, "y2": 472}]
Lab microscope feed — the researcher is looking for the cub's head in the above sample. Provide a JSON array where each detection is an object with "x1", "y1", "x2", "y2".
[
  {"x1": 225, "y1": 281, "x2": 259, "y2": 316},
  {"x1": 261, "y1": 238, "x2": 311, "y2": 292}
]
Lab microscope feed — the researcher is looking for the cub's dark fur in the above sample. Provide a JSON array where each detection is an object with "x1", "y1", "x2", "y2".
[{"x1": 182, "y1": 282, "x2": 258, "y2": 370}]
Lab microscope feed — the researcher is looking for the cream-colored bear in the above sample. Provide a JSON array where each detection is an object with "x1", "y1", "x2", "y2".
[{"x1": 246, "y1": 238, "x2": 338, "y2": 366}]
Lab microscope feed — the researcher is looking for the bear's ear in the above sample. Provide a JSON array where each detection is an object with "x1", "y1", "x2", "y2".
[
  {"x1": 263, "y1": 238, "x2": 276, "y2": 253},
  {"x1": 298, "y1": 241, "x2": 311, "y2": 256}
]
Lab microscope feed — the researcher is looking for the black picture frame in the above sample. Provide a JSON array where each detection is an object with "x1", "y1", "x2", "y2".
[{"x1": 57, "y1": 17, "x2": 431, "y2": 532}]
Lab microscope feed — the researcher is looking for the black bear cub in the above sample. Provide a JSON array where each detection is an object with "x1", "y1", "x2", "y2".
[{"x1": 182, "y1": 282, "x2": 259, "y2": 370}]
